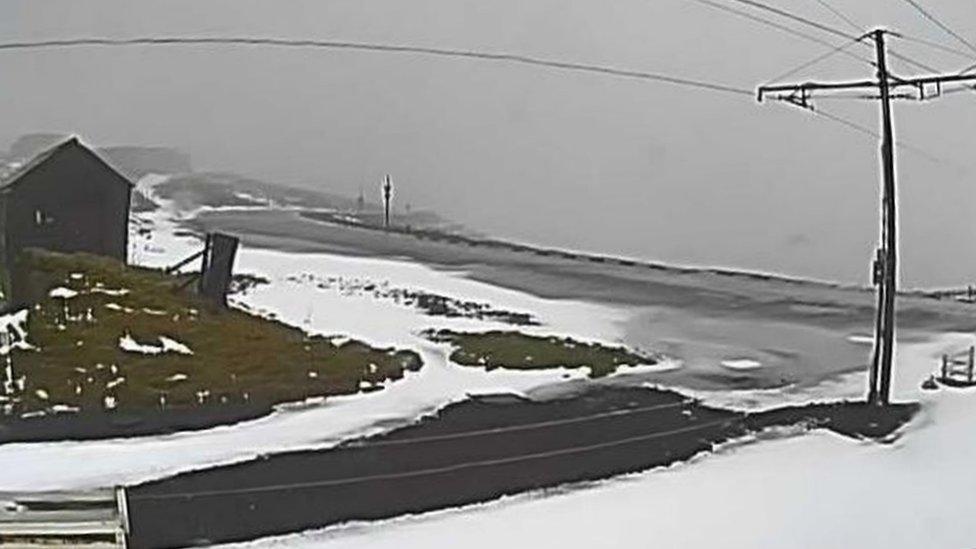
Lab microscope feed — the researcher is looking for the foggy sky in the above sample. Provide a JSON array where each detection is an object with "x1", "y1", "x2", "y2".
[{"x1": 2, "y1": 0, "x2": 975, "y2": 287}]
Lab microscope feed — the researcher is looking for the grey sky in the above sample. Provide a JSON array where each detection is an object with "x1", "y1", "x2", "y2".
[{"x1": 2, "y1": 0, "x2": 975, "y2": 287}]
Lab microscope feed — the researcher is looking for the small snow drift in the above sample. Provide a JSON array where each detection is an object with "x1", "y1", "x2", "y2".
[
  {"x1": 48, "y1": 286, "x2": 79, "y2": 300},
  {"x1": 847, "y1": 334, "x2": 875, "y2": 345},
  {"x1": 159, "y1": 336, "x2": 193, "y2": 355},
  {"x1": 720, "y1": 359, "x2": 763, "y2": 371},
  {"x1": 118, "y1": 333, "x2": 193, "y2": 356},
  {"x1": 612, "y1": 358, "x2": 683, "y2": 376}
]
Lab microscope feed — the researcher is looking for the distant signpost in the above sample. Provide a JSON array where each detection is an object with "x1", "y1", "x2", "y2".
[{"x1": 382, "y1": 175, "x2": 393, "y2": 229}]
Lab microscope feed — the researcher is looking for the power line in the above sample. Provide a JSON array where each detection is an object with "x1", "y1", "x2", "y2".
[
  {"x1": 810, "y1": 106, "x2": 880, "y2": 137},
  {"x1": 803, "y1": 0, "x2": 953, "y2": 75},
  {"x1": 698, "y1": 0, "x2": 936, "y2": 76},
  {"x1": 896, "y1": 33, "x2": 976, "y2": 63},
  {"x1": 0, "y1": 33, "x2": 962, "y2": 171},
  {"x1": 885, "y1": 45, "x2": 941, "y2": 74},
  {"x1": 723, "y1": 0, "x2": 855, "y2": 41},
  {"x1": 726, "y1": 0, "x2": 961, "y2": 78},
  {"x1": 943, "y1": 84, "x2": 976, "y2": 95},
  {"x1": 810, "y1": 0, "x2": 862, "y2": 34},
  {"x1": 769, "y1": 100, "x2": 958, "y2": 168},
  {"x1": 897, "y1": 0, "x2": 976, "y2": 56},
  {"x1": 766, "y1": 35, "x2": 865, "y2": 85},
  {"x1": 0, "y1": 36, "x2": 754, "y2": 97},
  {"x1": 811, "y1": 106, "x2": 963, "y2": 169},
  {"x1": 129, "y1": 417, "x2": 738, "y2": 501},
  {"x1": 723, "y1": 0, "x2": 956, "y2": 78},
  {"x1": 691, "y1": 0, "x2": 873, "y2": 67}
]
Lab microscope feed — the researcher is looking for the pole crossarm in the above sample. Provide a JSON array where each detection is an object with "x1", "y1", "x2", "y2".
[{"x1": 758, "y1": 73, "x2": 976, "y2": 105}]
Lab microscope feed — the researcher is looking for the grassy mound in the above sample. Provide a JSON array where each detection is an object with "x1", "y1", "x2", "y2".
[
  {"x1": 2, "y1": 250, "x2": 421, "y2": 418},
  {"x1": 425, "y1": 329, "x2": 657, "y2": 377}
]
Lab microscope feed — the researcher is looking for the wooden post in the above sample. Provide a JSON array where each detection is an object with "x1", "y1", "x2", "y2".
[
  {"x1": 942, "y1": 354, "x2": 948, "y2": 380},
  {"x1": 198, "y1": 232, "x2": 240, "y2": 307}
]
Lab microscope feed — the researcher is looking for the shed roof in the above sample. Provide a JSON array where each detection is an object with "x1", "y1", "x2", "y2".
[{"x1": 0, "y1": 137, "x2": 134, "y2": 191}]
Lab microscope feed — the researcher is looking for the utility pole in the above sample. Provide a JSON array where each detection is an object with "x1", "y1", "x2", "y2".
[
  {"x1": 382, "y1": 175, "x2": 393, "y2": 229},
  {"x1": 874, "y1": 29, "x2": 897, "y2": 407},
  {"x1": 758, "y1": 28, "x2": 976, "y2": 406}
]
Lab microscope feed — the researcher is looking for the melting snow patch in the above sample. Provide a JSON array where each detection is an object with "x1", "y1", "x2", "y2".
[
  {"x1": 48, "y1": 287, "x2": 78, "y2": 299},
  {"x1": 159, "y1": 336, "x2": 193, "y2": 355},
  {"x1": 51, "y1": 404, "x2": 79, "y2": 414},
  {"x1": 106, "y1": 377, "x2": 126, "y2": 390},
  {"x1": 612, "y1": 357, "x2": 683, "y2": 376},
  {"x1": 720, "y1": 359, "x2": 763, "y2": 371},
  {"x1": 90, "y1": 287, "x2": 130, "y2": 296},
  {"x1": 119, "y1": 333, "x2": 163, "y2": 355},
  {"x1": 119, "y1": 334, "x2": 193, "y2": 356},
  {"x1": 847, "y1": 334, "x2": 875, "y2": 345}
]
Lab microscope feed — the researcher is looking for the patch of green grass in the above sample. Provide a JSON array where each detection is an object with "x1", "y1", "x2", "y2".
[
  {"x1": 425, "y1": 329, "x2": 656, "y2": 377},
  {"x1": 4, "y1": 250, "x2": 421, "y2": 417}
]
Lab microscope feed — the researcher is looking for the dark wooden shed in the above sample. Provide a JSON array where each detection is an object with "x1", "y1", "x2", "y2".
[{"x1": 0, "y1": 137, "x2": 133, "y2": 306}]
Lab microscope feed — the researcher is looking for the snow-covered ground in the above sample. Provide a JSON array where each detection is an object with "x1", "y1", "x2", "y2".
[
  {"x1": 5, "y1": 174, "x2": 974, "y2": 549},
  {"x1": 219, "y1": 333, "x2": 976, "y2": 549},
  {"x1": 0, "y1": 175, "x2": 634, "y2": 491}
]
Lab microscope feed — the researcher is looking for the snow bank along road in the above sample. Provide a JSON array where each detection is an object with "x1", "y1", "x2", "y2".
[{"x1": 127, "y1": 385, "x2": 913, "y2": 548}]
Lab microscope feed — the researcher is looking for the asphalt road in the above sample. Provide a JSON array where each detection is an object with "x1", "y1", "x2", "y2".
[{"x1": 126, "y1": 385, "x2": 915, "y2": 548}]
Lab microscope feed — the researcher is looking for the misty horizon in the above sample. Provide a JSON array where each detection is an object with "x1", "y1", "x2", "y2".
[{"x1": 3, "y1": 0, "x2": 975, "y2": 287}]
